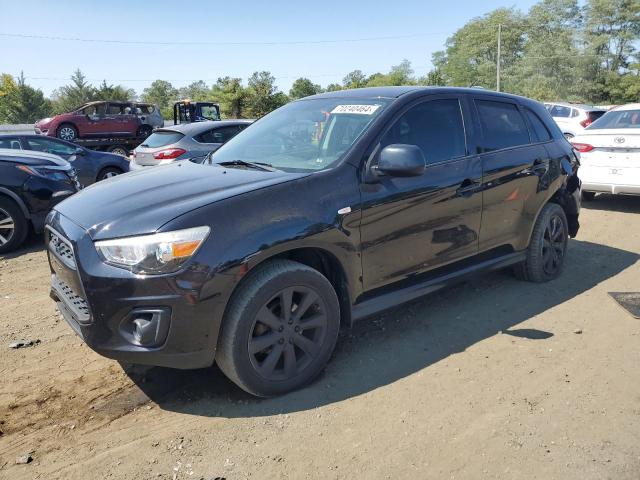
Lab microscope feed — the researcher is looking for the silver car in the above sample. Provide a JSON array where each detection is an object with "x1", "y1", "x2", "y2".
[{"x1": 130, "y1": 120, "x2": 253, "y2": 170}]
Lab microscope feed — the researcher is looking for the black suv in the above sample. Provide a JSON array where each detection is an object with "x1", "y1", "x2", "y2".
[
  {"x1": 0, "y1": 148, "x2": 79, "y2": 253},
  {"x1": 46, "y1": 87, "x2": 581, "y2": 397}
]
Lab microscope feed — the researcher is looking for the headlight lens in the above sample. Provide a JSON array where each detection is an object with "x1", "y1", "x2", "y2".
[{"x1": 94, "y1": 226, "x2": 210, "y2": 275}]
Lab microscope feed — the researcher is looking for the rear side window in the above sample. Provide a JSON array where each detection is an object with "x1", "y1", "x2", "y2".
[
  {"x1": 195, "y1": 126, "x2": 241, "y2": 144},
  {"x1": 475, "y1": 100, "x2": 530, "y2": 152},
  {"x1": 571, "y1": 109, "x2": 580, "y2": 118},
  {"x1": 380, "y1": 98, "x2": 466, "y2": 165},
  {"x1": 550, "y1": 105, "x2": 571, "y2": 117},
  {"x1": 524, "y1": 109, "x2": 551, "y2": 142},
  {"x1": 142, "y1": 131, "x2": 184, "y2": 148},
  {"x1": 0, "y1": 138, "x2": 21, "y2": 149}
]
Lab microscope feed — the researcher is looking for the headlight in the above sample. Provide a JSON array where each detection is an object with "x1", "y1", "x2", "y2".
[{"x1": 94, "y1": 226, "x2": 210, "y2": 275}]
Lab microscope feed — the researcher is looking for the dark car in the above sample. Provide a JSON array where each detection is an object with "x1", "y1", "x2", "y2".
[
  {"x1": 130, "y1": 120, "x2": 253, "y2": 170},
  {"x1": 34, "y1": 101, "x2": 153, "y2": 141},
  {"x1": 0, "y1": 135, "x2": 130, "y2": 186},
  {"x1": 0, "y1": 149, "x2": 79, "y2": 253},
  {"x1": 46, "y1": 87, "x2": 581, "y2": 397}
]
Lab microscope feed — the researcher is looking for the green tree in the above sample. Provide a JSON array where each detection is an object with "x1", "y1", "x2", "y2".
[
  {"x1": 366, "y1": 60, "x2": 417, "y2": 87},
  {"x1": 342, "y1": 70, "x2": 367, "y2": 89},
  {"x1": 0, "y1": 72, "x2": 51, "y2": 123},
  {"x1": 211, "y1": 77, "x2": 247, "y2": 118},
  {"x1": 325, "y1": 83, "x2": 343, "y2": 92},
  {"x1": 433, "y1": 8, "x2": 525, "y2": 89},
  {"x1": 178, "y1": 80, "x2": 210, "y2": 102},
  {"x1": 94, "y1": 80, "x2": 135, "y2": 101},
  {"x1": 0, "y1": 74, "x2": 19, "y2": 122},
  {"x1": 289, "y1": 77, "x2": 322, "y2": 99},
  {"x1": 141, "y1": 80, "x2": 178, "y2": 118},
  {"x1": 583, "y1": 0, "x2": 640, "y2": 103},
  {"x1": 51, "y1": 69, "x2": 96, "y2": 113},
  {"x1": 245, "y1": 71, "x2": 288, "y2": 118}
]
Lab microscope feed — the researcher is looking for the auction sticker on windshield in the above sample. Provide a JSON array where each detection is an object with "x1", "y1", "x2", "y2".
[{"x1": 331, "y1": 104, "x2": 381, "y2": 115}]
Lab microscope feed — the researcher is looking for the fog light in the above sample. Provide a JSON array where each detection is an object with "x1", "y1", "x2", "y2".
[{"x1": 120, "y1": 308, "x2": 170, "y2": 347}]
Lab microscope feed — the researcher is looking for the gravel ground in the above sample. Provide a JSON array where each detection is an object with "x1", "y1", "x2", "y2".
[{"x1": 0, "y1": 194, "x2": 639, "y2": 480}]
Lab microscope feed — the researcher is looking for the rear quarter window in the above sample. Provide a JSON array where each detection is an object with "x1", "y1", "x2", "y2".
[
  {"x1": 524, "y1": 109, "x2": 552, "y2": 142},
  {"x1": 142, "y1": 131, "x2": 184, "y2": 148},
  {"x1": 475, "y1": 99, "x2": 530, "y2": 152}
]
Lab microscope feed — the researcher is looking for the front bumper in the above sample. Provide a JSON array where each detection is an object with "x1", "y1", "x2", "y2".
[{"x1": 46, "y1": 211, "x2": 235, "y2": 369}]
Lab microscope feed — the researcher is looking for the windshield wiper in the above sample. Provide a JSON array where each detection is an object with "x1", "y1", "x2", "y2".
[{"x1": 217, "y1": 159, "x2": 277, "y2": 171}]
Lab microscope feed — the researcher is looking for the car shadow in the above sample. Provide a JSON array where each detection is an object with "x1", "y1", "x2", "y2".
[
  {"x1": 0, "y1": 233, "x2": 45, "y2": 260},
  {"x1": 122, "y1": 239, "x2": 638, "y2": 417},
  {"x1": 582, "y1": 194, "x2": 640, "y2": 213}
]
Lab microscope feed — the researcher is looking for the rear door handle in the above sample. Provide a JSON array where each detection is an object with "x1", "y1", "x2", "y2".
[{"x1": 456, "y1": 179, "x2": 480, "y2": 197}]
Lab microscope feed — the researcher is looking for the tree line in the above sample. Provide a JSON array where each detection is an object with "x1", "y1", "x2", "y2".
[{"x1": 0, "y1": 0, "x2": 637, "y2": 124}]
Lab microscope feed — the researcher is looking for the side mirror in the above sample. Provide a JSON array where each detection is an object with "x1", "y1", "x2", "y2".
[{"x1": 375, "y1": 144, "x2": 426, "y2": 177}]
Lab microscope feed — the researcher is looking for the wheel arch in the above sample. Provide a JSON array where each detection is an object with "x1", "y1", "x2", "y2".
[
  {"x1": 224, "y1": 245, "x2": 353, "y2": 328},
  {"x1": 0, "y1": 188, "x2": 30, "y2": 219}
]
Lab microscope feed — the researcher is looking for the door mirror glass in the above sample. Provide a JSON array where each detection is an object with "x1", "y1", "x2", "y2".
[{"x1": 376, "y1": 144, "x2": 426, "y2": 177}]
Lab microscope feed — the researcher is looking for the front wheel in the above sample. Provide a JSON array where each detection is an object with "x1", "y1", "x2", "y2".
[
  {"x1": 97, "y1": 167, "x2": 123, "y2": 181},
  {"x1": 216, "y1": 259, "x2": 340, "y2": 397},
  {"x1": 514, "y1": 203, "x2": 569, "y2": 282},
  {"x1": 57, "y1": 124, "x2": 78, "y2": 141},
  {"x1": 0, "y1": 198, "x2": 28, "y2": 254}
]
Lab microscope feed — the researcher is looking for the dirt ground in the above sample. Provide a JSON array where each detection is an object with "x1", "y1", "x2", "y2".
[{"x1": 1, "y1": 194, "x2": 639, "y2": 480}]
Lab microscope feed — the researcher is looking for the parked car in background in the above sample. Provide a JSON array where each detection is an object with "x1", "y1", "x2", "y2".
[
  {"x1": 47, "y1": 87, "x2": 581, "y2": 397},
  {"x1": 35, "y1": 101, "x2": 161, "y2": 141},
  {"x1": 0, "y1": 149, "x2": 79, "y2": 253},
  {"x1": 544, "y1": 102, "x2": 606, "y2": 139},
  {"x1": 0, "y1": 135, "x2": 130, "y2": 186},
  {"x1": 571, "y1": 103, "x2": 640, "y2": 200},
  {"x1": 135, "y1": 103, "x2": 164, "y2": 130},
  {"x1": 130, "y1": 120, "x2": 252, "y2": 170}
]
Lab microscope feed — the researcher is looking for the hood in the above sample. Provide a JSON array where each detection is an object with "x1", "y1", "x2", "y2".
[
  {"x1": 55, "y1": 160, "x2": 308, "y2": 240},
  {"x1": 0, "y1": 148, "x2": 70, "y2": 167}
]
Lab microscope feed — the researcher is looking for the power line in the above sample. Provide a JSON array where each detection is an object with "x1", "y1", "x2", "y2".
[{"x1": 0, "y1": 31, "x2": 451, "y2": 46}]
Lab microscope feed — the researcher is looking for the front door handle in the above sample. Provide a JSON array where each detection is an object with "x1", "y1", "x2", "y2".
[
  {"x1": 532, "y1": 159, "x2": 548, "y2": 174},
  {"x1": 456, "y1": 179, "x2": 480, "y2": 197}
]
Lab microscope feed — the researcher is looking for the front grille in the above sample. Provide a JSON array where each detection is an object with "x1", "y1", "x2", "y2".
[
  {"x1": 52, "y1": 275, "x2": 91, "y2": 324},
  {"x1": 48, "y1": 229, "x2": 76, "y2": 269}
]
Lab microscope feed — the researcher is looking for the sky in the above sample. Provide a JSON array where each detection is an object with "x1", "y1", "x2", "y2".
[{"x1": 0, "y1": 0, "x2": 540, "y2": 97}]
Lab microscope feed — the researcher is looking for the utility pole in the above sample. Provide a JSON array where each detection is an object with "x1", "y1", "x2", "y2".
[{"x1": 496, "y1": 23, "x2": 502, "y2": 92}]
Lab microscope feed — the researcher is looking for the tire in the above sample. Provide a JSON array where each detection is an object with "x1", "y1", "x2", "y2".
[
  {"x1": 216, "y1": 259, "x2": 340, "y2": 397},
  {"x1": 137, "y1": 125, "x2": 152, "y2": 138},
  {"x1": 514, "y1": 203, "x2": 569, "y2": 283},
  {"x1": 57, "y1": 123, "x2": 78, "y2": 141},
  {"x1": 107, "y1": 146, "x2": 128, "y2": 156},
  {"x1": 97, "y1": 167, "x2": 123, "y2": 181},
  {"x1": 0, "y1": 197, "x2": 28, "y2": 254},
  {"x1": 581, "y1": 191, "x2": 596, "y2": 201}
]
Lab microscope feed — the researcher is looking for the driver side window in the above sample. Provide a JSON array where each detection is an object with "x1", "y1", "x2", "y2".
[
  {"x1": 380, "y1": 98, "x2": 467, "y2": 165},
  {"x1": 27, "y1": 138, "x2": 76, "y2": 155}
]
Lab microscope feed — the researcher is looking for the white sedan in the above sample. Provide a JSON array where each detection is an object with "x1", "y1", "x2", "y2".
[{"x1": 571, "y1": 103, "x2": 640, "y2": 200}]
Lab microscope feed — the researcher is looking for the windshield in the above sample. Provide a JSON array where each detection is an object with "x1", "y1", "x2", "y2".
[
  {"x1": 200, "y1": 105, "x2": 220, "y2": 121},
  {"x1": 210, "y1": 98, "x2": 390, "y2": 172},
  {"x1": 587, "y1": 109, "x2": 640, "y2": 129}
]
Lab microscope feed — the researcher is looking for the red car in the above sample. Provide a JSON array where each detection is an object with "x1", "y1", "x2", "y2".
[{"x1": 35, "y1": 101, "x2": 151, "y2": 141}]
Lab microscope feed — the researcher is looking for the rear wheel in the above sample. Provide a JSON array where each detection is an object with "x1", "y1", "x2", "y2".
[
  {"x1": 57, "y1": 123, "x2": 78, "y2": 141},
  {"x1": 107, "y1": 145, "x2": 128, "y2": 156},
  {"x1": 97, "y1": 167, "x2": 123, "y2": 181},
  {"x1": 216, "y1": 259, "x2": 340, "y2": 397},
  {"x1": 581, "y1": 191, "x2": 596, "y2": 201},
  {"x1": 0, "y1": 198, "x2": 28, "y2": 254},
  {"x1": 514, "y1": 203, "x2": 569, "y2": 283}
]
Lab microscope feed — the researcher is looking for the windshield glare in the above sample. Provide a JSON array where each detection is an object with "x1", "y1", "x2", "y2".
[
  {"x1": 210, "y1": 98, "x2": 389, "y2": 172},
  {"x1": 588, "y1": 109, "x2": 640, "y2": 129}
]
